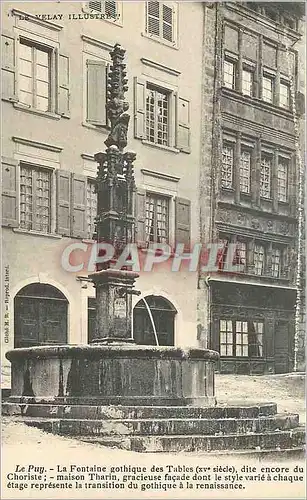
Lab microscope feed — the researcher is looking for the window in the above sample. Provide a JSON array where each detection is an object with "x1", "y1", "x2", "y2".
[
  {"x1": 278, "y1": 159, "x2": 288, "y2": 202},
  {"x1": 260, "y1": 156, "x2": 271, "y2": 199},
  {"x1": 20, "y1": 164, "x2": 52, "y2": 233},
  {"x1": 146, "y1": 85, "x2": 170, "y2": 146},
  {"x1": 223, "y1": 60, "x2": 235, "y2": 89},
  {"x1": 219, "y1": 320, "x2": 233, "y2": 356},
  {"x1": 271, "y1": 247, "x2": 281, "y2": 278},
  {"x1": 234, "y1": 241, "x2": 247, "y2": 270},
  {"x1": 88, "y1": 1, "x2": 118, "y2": 19},
  {"x1": 219, "y1": 320, "x2": 264, "y2": 358},
  {"x1": 254, "y1": 243, "x2": 265, "y2": 275},
  {"x1": 145, "y1": 194, "x2": 169, "y2": 245},
  {"x1": 242, "y1": 68, "x2": 253, "y2": 96},
  {"x1": 19, "y1": 40, "x2": 51, "y2": 111},
  {"x1": 235, "y1": 321, "x2": 249, "y2": 356},
  {"x1": 86, "y1": 179, "x2": 97, "y2": 239},
  {"x1": 280, "y1": 81, "x2": 290, "y2": 109},
  {"x1": 240, "y1": 150, "x2": 251, "y2": 193},
  {"x1": 262, "y1": 75, "x2": 274, "y2": 103},
  {"x1": 146, "y1": 2, "x2": 177, "y2": 45},
  {"x1": 221, "y1": 144, "x2": 234, "y2": 188}
]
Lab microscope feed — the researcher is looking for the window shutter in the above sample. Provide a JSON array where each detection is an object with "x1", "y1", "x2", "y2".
[
  {"x1": 134, "y1": 77, "x2": 146, "y2": 139},
  {"x1": 176, "y1": 95, "x2": 191, "y2": 153},
  {"x1": 56, "y1": 170, "x2": 71, "y2": 236},
  {"x1": 86, "y1": 59, "x2": 107, "y2": 126},
  {"x1": 1, "y1": 35, "x2": 16, "y2": 102},
  {"x1": 57, "y1": 54, "x2": 70, "y2": 117},
  {"x1": 2, "y1": 157, "x2": 19, "y2": 227},
  {"x1": 135, "y1": 188, "x2": 146, "y2": 248},
  {"x1": 72, "y1": 174, "x2": 87, "y2": 238},
  {"x1": 175, "y1": 197, "x2": 191, "y2": 250}
]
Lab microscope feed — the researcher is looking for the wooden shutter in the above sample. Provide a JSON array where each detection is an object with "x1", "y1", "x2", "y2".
[
  {"x1": 2, "y1": 157, "x2": 19, "y2": 227},
  {"x1": 134, "y1": 77, "x2": 146, "y2": 139},
  {"x1": 57, "y1": 53, "x2": 70, "y2": 117},
  {"x1": 135, "y1": 188, "x2": 147, "y2": 248},
  {"x1": 2, "y1": 35, "x2": 16, "y2": 101},
  {"x1": 86, "y1": 59, "x2": 107, "y2": 126},
  {"x1": 176, "y1": 95, "x2": 191, "y2": 153},
  {"x1": 72, "y1": 174, "x2": 87, "y2": 238},
  {"x1": 56, "y1": 170, "x2": 71, "y2": 236},
  {"x1": 175, "y1": 197, "x2": 191, "y2": 249}
]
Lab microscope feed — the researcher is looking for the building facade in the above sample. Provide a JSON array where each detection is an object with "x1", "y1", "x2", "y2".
[
  {"x1": 1, "y1": 1, "x2": 305, "y2": 388},
  {"x1": 1, "y1": 1, "x2": 205, "y2": 387},
  {"x1": 198, "y1": 2, "x2": 305, "y2": 374}
]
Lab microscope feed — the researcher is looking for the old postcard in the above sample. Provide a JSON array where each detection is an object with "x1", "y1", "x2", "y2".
[{"x1": 1, "y1": 0, "x2": 306, "y2": 499}]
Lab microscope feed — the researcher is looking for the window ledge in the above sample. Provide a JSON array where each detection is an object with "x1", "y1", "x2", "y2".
[
  {"x1": 221, "y1": 88, "x2": 294, "y2": 117},
  {"x1": 13, "y1": 228, "x2": 62, "y2": 239},
  {"x1": 141, "y1": 32, "x2": 178, "y2": 50},
  {"x1": 82, "y1": 121, "x2": 109, "y2": 133},
  {"x1": 260, "y1": 196, "x2": 273, "y2": 202},
  {"x1": 141, "y1": 139, "x2": 180, "y2": 154},
  {"x1": 221, "y1": 186, "x2": 235, "y2": 192},
  {"x1": 13, "y1": 103, "x2": 61, "y2": 120}
]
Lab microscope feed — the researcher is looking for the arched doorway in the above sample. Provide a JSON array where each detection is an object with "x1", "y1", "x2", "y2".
[
  {"x1": 14, "y1": 283, "x2": 68, "y2": 348},
  {"x1": 133, "y1": 295, "x2": 176, "y2": 346}
]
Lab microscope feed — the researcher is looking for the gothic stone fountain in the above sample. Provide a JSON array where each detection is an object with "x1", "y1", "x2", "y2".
[{"x1": 4, "y1": 45, "x2": 305, "y2": 457}]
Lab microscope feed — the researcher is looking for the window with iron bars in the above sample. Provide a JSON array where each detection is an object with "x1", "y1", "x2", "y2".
[
  {"x1": 146, "y1": 85, "x2": 170, "y2": 146},
  {"x1": 20, "y1": 164, "x2": 52, "y2": 233},
  {"x1": 146, "y1": 2, "x2": 176, "y2": 44},
  {"x1": 145, "y1": 194, "x2": 169, "y2": 245}
]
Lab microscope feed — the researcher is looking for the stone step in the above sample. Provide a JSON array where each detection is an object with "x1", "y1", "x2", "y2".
[
  {"x1": 2, "y1": 401, "x2": 278, "y2": 420},
  {"x1": 18, "y1": 414, "x2": 300, "y2": 436},
  {"x1": 70, "y1": 428, "x2": 306, "y2": 453}
]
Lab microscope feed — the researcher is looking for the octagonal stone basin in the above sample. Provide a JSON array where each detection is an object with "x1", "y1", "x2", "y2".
[{"x1": 6, "y1": 345, "x2": 219, "y2": 407}]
